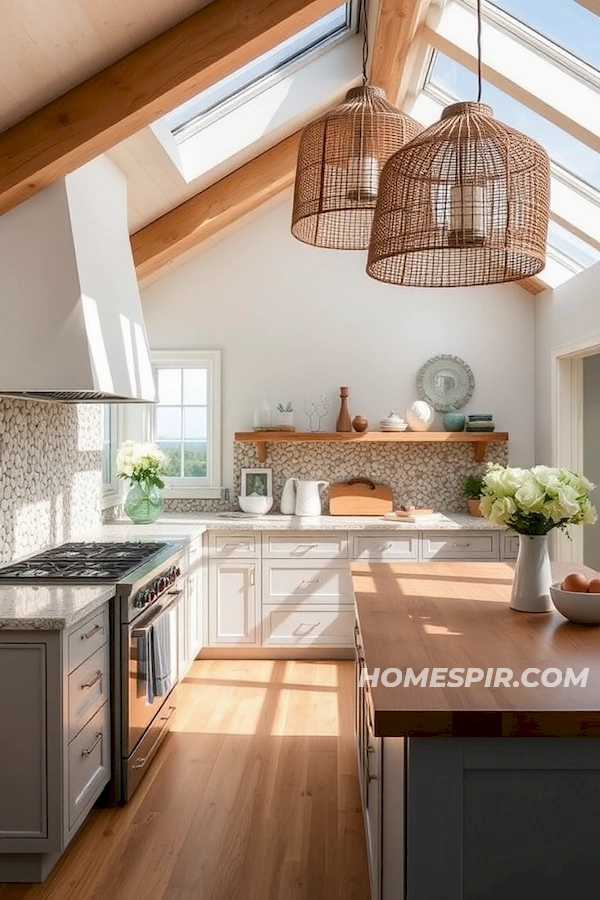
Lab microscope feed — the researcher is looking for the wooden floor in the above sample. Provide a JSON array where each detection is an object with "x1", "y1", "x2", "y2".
[{"x1": 0, "y1": 660, "x2": 370, "y2": 900}]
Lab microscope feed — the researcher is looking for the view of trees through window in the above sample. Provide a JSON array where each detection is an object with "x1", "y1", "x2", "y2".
[{"x1": 155, "y1": 367, "x2": 208, "y2": 479}]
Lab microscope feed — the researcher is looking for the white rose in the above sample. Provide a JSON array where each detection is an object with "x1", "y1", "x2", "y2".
[{"x1": 514, "y1": 477, "x2": 546, "y2": 514}]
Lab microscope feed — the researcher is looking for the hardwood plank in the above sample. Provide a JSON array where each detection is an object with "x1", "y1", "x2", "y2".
[
  {"x1": 0, "y1": 660, "x2": 369, "y2": 900},
  {"x1": 0, "y1": 0, "x2": 339, "y2": 216},
  {"x1": 369, "y1": 0, "x2": 432, "y2": 105},
  {"x1": 131, "y1": 132, "x2": 301, "y2": 279}
]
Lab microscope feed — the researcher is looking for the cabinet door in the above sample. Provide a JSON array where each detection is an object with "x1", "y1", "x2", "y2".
[
  {"x1": 178, "y1": 588, "x2": 192, "y2": 678},
  {"x1": 209, "y1": 560, "x2": 258, "y2": 645},
  {"x1": 187, "y1": 567, "x2": 203, "y2": 662}
]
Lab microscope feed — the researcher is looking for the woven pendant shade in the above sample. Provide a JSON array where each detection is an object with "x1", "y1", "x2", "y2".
[
  {"x1": 291, "y1": 86, "x2": 421, "y2": 250},
  {"x1": 366, "y1": 102, "x2": 550, "y2": 287}
]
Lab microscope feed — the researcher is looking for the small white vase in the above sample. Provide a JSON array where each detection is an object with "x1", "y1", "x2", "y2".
[
  {"x1": 511, "y1": 534, "x2": 552, "y2": 613},
  {"x1": 277, "y1": 411, "x2": 294, "y2": 427}
]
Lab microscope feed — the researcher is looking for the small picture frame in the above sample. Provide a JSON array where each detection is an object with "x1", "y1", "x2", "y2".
[{"x1": 240, "y1": 467, "x2": 273, "y2": 497}]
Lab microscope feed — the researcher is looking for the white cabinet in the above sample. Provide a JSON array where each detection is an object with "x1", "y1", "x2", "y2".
[
  {"x1": 353, "y1": 534, "x2": 418, "y2": 561},
  {"x1": 262, "y1": 560, "x2": 353, "y2": 605},
  {"x1": 420, "y1": 531, "x2": 500, "y2": 560},
  {"x1": 209, "y1": 559, "x2": 259, "y2": 645},
  {"x1": 502, "y1": 533, "x2": 520, "y2": 559},
  {"x1": 263, "y1": 533, "x2": 348, "y2": 558},
  {"x1": 179, "y1": 536, "x2": 204, "y2": 678},
  {"x1": 262, "y1": 607, "x2": 355, "y2": 646}
]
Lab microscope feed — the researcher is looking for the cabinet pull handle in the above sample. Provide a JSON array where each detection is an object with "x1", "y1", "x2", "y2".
[
  {"x1": 132, "y1": 755, "x2": 148, "y2": 769},
  {"x1": 249, "y1": 566, "x2": 255, "y2": 586},
  {"x1": 377, "y1": 543, "x2": 393, "y2": 551},
  {"x1": 81, "y1": 670, "x2": 103, "y2": 690},
  {"x1": 160, "y1": 704, "x2": 176, "y2": 723},
  {"x1": 81, "y1": 731, "x2": 103, "y2": 757},
  {"x1": 300, "y1": 578, "x2": 321, "y2": 587},
  {"x1": 298, "y1": 543, "x2": 319, "y2": 551},
  {"x1": 80, "y1": 623, "x2": 103, "y2": 641},
  {"x1": 452, "y1": 542, "x2": 471, "y2": 548}
]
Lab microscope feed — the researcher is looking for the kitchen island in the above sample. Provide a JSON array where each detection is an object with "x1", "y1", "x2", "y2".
[{"x1": 352, "y1": 561, "x2": 600, "y2": 900}]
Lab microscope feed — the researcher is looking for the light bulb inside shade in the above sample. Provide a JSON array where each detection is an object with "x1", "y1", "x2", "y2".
[
  {"x1": 347, "y1": 154, "x2": 379, "y2": 201},
  {"x1": 448, "y1": 183, "x2": 486, "y2": 247}
]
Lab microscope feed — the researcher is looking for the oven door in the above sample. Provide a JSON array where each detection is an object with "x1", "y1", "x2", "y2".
[{"x1": 124, "y1": 586, "x2": 181, "y2": 757}]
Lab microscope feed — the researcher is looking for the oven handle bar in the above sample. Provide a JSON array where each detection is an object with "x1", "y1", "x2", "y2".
[{"x1": 131, "y1": 589, "x2": 183, "y2": 639}]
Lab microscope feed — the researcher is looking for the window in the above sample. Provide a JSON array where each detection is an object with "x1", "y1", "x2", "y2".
[
  {"x1": 101, "y1": 405, "x2": 120, "y2": 508},
  {"x1": 151, "y1": 351, "x2": 222, "y2": 499},
  {"x1": 163, "y1": 5, "x2": 353, "y2": 140}
]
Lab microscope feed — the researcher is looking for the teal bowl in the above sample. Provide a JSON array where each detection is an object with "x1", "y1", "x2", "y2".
[{"x1": 443, "y1": 412, "x2": 466, "y2": 432}]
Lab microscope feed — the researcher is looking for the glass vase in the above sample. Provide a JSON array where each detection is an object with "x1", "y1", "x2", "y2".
[
  {"x1": 124, "y1": 480, "x2": 164, "y2": 524},
  {"x1": 510, "y1": 534, "x2": 552, "y2": 612}
]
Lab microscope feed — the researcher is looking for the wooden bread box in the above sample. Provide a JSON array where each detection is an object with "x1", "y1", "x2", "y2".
[{"x1": 329, "y1": 478, "x2": 393, "y2": 516}]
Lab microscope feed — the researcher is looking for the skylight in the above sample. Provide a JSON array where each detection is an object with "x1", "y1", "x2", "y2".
[
  {"x1": 427, "y1": 54, "x2": 600, "y2": 190},
  {"x1": 164, "y1": 4, "x2": 353, "y2": 141},
  {"x1": 414, "y1": 0, "x2": 600, "y2": 290},
  {"x1": 487, "y1": 0, "x2": 600, "y2": 69}
]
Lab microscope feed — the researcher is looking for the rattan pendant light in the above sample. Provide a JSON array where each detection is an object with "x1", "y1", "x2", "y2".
[
  {"x1": 366, "y1": 0, "x2": 550, "y2": 287},
  {"x1": 290, "y1": 1, "x2": 421, "y2": 250}
]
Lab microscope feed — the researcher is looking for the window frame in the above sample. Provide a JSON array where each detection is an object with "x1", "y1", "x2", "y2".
[
  {"x1": 150, "y1": 350, "x2": 222, "y2": 500},
  {"x1": 101, "y1": 404, "x2": 121, "y2": 510}
]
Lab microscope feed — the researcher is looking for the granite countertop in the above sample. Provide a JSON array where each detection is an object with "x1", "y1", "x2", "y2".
[
  {"x1": 0, "y1": 584, "x2": 114, "y2": 630},
  {"x1": 109, "y1": 512, "x2": 504, "y2": 532}
]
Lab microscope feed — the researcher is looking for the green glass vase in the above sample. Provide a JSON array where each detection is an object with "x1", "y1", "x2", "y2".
[{"x1": 124, "y1": 479, "x2": 164, "y2": 524}]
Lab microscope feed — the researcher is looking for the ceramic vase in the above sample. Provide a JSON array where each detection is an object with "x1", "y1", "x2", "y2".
[
  {"x1": 443, "y1": 411, "x2": 465, "y2": 432},
  {"x1": 510, "y1": 534, "x2": 552, "y2": 612},
  {"x1": 405, "y1": 400, "x2": 434, "y2": 432},
  {"x1": 124, "y1": 480, "x2": 164, "y2": 524},
  {"x1": 352, "y1": 415, "x2": 369, "y2": 433}
]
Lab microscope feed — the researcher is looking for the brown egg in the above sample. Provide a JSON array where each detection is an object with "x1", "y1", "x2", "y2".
[
  {"x1": 587, "y1": 578, "x2": 600, "y2": 593},
  {"x1": 561, "y1": 572, "x2": 590, "y2": 592}
]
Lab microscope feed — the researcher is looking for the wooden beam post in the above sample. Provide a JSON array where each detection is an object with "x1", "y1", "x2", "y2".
[
  {"x1": 369, "y1": 0, "x2": 431, "y2": 105},
  {"x1": 131, "y1": 132, "x2": 301, "y2": 280},
  {"x1": 0, "y1": 0, "x2": 339, "y2": 216}
]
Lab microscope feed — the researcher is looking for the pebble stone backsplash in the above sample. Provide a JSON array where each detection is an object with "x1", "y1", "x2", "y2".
[
  {"x1": 162, "y1": 439, "x2": 508, "y2": 515},
  {"x1": 0, "y1": 400, "x2": 102, "y2": 563}
]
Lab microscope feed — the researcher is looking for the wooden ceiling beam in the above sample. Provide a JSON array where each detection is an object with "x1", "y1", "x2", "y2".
[
  {"x1": 369, "y1": 0, "x2": 431, "y2": 105},
  {"x1": 575, "y1": 0, "x2": 600, "y2": 15},
  {"x1": 131, "y1": 132, "x2": 300, "y2": 280},
  {"x1": 0, "y1": 0, "x2": 339, "y2": 216}
]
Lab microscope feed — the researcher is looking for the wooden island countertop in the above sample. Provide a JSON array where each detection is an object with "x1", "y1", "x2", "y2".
[{"x1": 352, "y1": 560, "x2": 600, "y2": 738}]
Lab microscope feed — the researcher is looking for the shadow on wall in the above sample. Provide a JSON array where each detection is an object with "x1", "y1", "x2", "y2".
[{"x1": 0, "y1": 400, "x2": 103, "y2": 563}]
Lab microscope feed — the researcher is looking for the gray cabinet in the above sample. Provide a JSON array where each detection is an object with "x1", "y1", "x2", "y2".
[
  {"x1": 0, "y1": 603, "x2": 110, "y2": 883},
  {"x1": 179, "y1": 537, "x2": 204, "y2": 677}
]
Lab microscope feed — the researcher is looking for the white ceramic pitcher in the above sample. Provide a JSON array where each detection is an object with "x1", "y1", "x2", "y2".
[{"x1": 294, "y1": 479, "x2": 328, "y2": 516}]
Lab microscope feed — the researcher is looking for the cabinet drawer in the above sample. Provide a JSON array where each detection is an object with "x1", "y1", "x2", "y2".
[
  {"x1": 263, "y1": 561, "x2": 353, "y2": 605},
  {"x1": 353, "y1": 534, "x2": 418, "y2": 561},
  {"x1": 68, "y1": 607, "x2": 109, "y2": 673},
  {"x1": 68, "y1": 643, "x2": 110, "y2": 741},
  {"x1": 502, "y1": 533, "x2": 520, "y2": 559},
  {"x1": 187, "y1": 535, "x2": 202, "y2": 565},
  {"x1": 421, "y1": 532, "x2": 499, "y2": 560},
  {"x1": 262, "y1": 606, "x2": 355, "y2": 646},
  {"x1": 263, "y1": 532, "x2": 348, "y2": 558},
  {"x1": 209, "y1": 533, "x2": 258, "y2": 557},
  {"x1": 68, "y1": 703, "x2": 110, "y2": 830}
]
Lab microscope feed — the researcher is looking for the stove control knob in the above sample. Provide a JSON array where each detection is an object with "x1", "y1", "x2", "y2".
[
  {"x1": 158, "y1": 577, "x2": 168, "y2": 592},
  {"x1": 174, "y1": 566, "x2": 181, "y2": 579},
  {"x1": 135, "y1": 590, "x2": 149, "y2": 607}
]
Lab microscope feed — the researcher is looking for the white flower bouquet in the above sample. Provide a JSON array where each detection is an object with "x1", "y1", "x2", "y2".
[
  {"x1": 116, "y1": 440, "x2": 167, "y2": 489},
  {"x1": 480, "y1": 464, "x2": 597, "y2": 536}
]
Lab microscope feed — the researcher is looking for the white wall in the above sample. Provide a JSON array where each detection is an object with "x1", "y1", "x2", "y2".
[
  {"x1": 141, "y1": 193, "x2": 536, "y2": 490},
  {"x1": 584, "y1": 354, "x2": 600, "y2": 569},
  {"x1": 535, "y1": 261, "x2": 600, "y2": 463}
]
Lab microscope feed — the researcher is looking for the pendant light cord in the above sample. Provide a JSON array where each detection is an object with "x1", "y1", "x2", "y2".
[
  {"x1": 360, "y1": 0, "x2": 369, "y2": 86},
  {"x1": 476, "y1": 0, "x2": 482, "y2": 101}
]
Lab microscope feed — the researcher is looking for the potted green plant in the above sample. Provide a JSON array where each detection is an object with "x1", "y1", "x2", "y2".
[
  {"x1": 276, "y1": 401, "x2": 294, "y2": 428},
  {"x1": 462, "y1": 472, "x2": 485, "y2": 517}
]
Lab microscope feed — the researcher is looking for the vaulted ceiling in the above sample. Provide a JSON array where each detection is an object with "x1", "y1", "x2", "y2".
[{"x1": 2, "y1": 0, "x2": 599, "y2": 293}]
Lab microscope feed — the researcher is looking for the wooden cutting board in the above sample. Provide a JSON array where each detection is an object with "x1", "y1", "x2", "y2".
[{"x1": 329, "y1": 478, "x2": 393, "y2": 515}]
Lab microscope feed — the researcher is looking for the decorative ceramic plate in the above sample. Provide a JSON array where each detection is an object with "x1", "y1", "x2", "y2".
[{"x1": 416, "y1": 354, "x2": 475, "y2": 412}]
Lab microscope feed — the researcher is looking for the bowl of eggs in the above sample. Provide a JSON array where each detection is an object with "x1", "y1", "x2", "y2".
[{"x1": 550, "y1": 572, "x2": 600, "y2": 625}]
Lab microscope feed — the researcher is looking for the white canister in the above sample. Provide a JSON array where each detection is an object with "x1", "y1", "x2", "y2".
[{"x1": 280, "y1": 478, "x2": 297, "y2": 514}]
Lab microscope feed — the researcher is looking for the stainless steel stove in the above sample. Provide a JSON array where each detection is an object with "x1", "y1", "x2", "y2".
[
  {"x1": 0, "y1": 539, "x2": 188, "y2": 803},
  {"x1": 0, "y1": 541, "x2": 170, "y2": 582}
]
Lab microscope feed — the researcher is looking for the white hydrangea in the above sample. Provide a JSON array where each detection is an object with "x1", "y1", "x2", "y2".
[
  {"x1": 116, "y1": 440, "x2": 167, "y2": 486},
  {"x1": 481, "y1": 463, "x2": 597, "y2": 536}
]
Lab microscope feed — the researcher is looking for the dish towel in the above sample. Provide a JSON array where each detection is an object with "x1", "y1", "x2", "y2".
[
  {"x1": 151, "y1": 610, "x2": 176, "y2": 699},
  {"x1": 138, "y1": 626, "x2": 155, "y2": 705}
]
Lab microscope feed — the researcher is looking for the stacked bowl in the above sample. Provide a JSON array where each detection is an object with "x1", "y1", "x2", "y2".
[
  {"x1": 380, "y1": 412, "x2": 408, "y2": 432},
  {"x1": 465, "y1": 414, "x2": 495, "y2": 432}
]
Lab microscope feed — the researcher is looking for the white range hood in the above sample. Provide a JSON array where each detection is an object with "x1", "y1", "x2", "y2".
[{"x1": 0, "y1": 155, "x2": 155, "y2": 402}]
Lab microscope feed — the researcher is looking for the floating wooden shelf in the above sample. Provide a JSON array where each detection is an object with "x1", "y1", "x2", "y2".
[{"x1": 234, "y1": 431, "x2": 509, "y2": 464}]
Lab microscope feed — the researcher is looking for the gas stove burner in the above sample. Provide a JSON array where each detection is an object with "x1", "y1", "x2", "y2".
[{"x1": 0, "y1": 541, "x2": 170, "y2": 583}]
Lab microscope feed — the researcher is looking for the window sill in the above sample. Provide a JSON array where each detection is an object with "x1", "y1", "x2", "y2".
[
  {"x1": 162, "y1": 486, "x2": 224, "y2": 500},
  {"x1": 101, "y1": 488, "x2": 122, "y2": 510}
]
